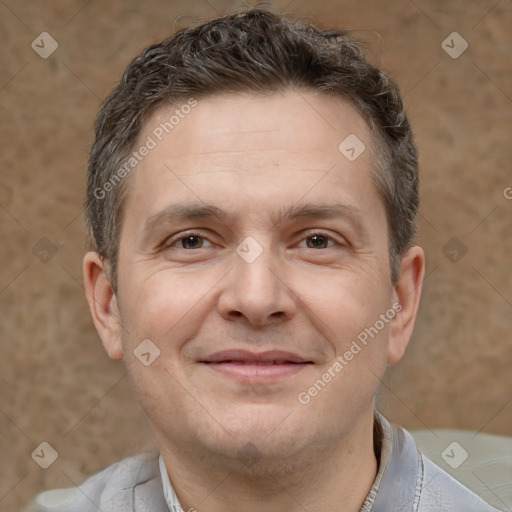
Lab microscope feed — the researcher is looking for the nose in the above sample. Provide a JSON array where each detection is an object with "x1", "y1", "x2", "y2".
[{"x1": 217, "y1": 238, "x2": 297, "y2": 327}]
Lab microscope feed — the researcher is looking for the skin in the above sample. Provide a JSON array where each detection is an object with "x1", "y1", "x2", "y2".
[{"x1": 84, "y1": 89, "x2": 425, "y2": 512}]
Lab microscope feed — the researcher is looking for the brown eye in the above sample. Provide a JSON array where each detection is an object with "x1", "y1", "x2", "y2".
[
  {"x1": 180, "y1": 235, "x2": 204, "y2": 249},
  {"x1": 300, "y1": 232, "x2": 337, "y2": 249},
  {"x1": 306, "y1": 234, "x2": 330, "y2": 249}
]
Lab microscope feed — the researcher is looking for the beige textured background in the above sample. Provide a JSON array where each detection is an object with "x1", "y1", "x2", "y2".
[{"x1": 1, "y1": 0, "x2": 511, "y2": 510}]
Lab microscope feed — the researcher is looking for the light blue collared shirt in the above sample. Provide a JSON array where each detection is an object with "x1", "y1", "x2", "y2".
[
  {"x1": 157, "y1": 413, "x2": 502, "y2": 512},
  {"x1": 25, "y1": 413, "x2": 502, "y2": 511}
]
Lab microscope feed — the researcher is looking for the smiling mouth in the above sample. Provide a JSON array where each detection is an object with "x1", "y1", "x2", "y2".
[
  {"x1": 206, "y1": 360, "x2": 307, "y2": 365},
  {"x1": 199, "y1": 350, "x2": 314, "y2": 382}
]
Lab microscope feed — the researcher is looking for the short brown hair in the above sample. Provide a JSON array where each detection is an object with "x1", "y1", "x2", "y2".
[{"x1": 85, "y1": 8, "x2": 419, "y2": 291}]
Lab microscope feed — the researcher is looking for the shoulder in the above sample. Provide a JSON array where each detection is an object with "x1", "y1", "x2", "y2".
[
  {"x1": 417, "y1": 451, "x2": 503, "y2": 511},
  {"x1": 23, "y1": 452, "x2": 165, "y2": 512},
  {"x1": 377, "y1": 416, "x2": 503, "y2": 511},
  {"x1": 409, "y1": 426, "x2": 510, "y2": 512}
]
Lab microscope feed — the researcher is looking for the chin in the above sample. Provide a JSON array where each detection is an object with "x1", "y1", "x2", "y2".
[
  {"x1": 202, "y1": 406, "x2": 319, "y2": 462},
  {"x1": 207, "y1": 428, "x2": 327, "y2": 481}
]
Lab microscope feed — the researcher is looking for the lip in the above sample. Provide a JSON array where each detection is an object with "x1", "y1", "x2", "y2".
[{"x1": 199, "y1": 349, "x2": 314, "y2": 383}]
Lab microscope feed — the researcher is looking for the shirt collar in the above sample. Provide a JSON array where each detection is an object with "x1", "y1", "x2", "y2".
[
  {"x1": 359, "y1": 411, "x2": 394, "y2": 511},
  {"x1": 159, "y1": 454, "x2": 185, "y2": 512},
  {"x1": 365, "y1": 412, "x2": 423, "y2": 511}
]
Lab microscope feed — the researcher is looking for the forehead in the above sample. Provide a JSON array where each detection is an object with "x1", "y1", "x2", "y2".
[
  {"x1": 145, "y1": 90, "x2": 371, "y2": 160},
  {"x1": 120, "y1": 90, "x2": 383, "y2": 234}
]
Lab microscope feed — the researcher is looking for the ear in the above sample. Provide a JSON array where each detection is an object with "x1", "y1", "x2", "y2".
[
  {"x1": 83, "y1": 251, "x2": 123, "y2": 360},
  {"x1": 387, "y1": 245, "x2": 425, "y2": 365}
]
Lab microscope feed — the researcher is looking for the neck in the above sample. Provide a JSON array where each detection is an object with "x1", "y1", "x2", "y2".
[{"x1": 158, "y1": 410, "x2": 378, "y2": 512}]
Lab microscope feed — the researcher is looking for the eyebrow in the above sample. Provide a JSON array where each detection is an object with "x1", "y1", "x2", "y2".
[{"x1": 144, "y1": 201, "x2": 366, "y2": 234}]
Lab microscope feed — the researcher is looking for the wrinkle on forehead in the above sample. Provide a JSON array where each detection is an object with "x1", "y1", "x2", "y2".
[{"x1": 140, "y1": 90, "x2": 370, "y2": 160}]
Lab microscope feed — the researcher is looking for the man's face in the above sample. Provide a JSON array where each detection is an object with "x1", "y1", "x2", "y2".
[{"x1": 99, "y1": 91, "x2": 407, "y2": 465}]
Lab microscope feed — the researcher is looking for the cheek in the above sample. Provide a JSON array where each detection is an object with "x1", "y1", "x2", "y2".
[
  {"x1": 326, "y1": 272, "x2": 394, "y2": 380},
  {"x1": 119, "y1": 268, "x2": 220, "y2": 349},
  {"x1": 302, "y1": 266, "x2": 392, "y2": 342}
]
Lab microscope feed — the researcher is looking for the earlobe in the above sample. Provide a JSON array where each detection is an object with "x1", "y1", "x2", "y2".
[
  {"x1": 83, "y1": 251, "x2": 123, "y2": 360},
  {"x1": 387, "y1": 245, "x2": 425, "y2": 365}
]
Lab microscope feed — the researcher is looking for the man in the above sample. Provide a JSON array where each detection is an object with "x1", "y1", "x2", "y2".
[{"x1": 25, "y1": 8, "x2": 501, "y2": 512}]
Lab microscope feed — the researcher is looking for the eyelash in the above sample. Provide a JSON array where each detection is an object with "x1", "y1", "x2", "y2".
[{"x1": 163, "y1": 230, "x2": 342, "y2": 250}]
